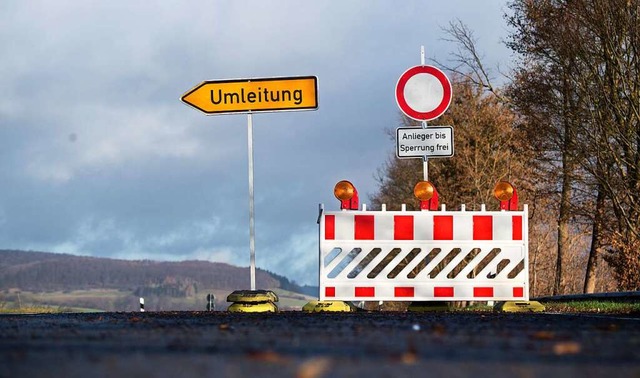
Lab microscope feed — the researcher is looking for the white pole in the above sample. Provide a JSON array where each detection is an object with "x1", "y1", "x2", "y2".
[
  {"x1": 247, "y1": 113, "x2": 256, "y2": 291},
  {"x1": 423, "y1": 155, "x2": 429, "y2": 181},
  {"x1": 421, "y1": 45, "x2": 429, "y2": 181}
]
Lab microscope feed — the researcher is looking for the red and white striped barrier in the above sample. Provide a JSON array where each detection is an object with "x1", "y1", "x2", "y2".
[
  {"x1": 324, "y1": 211, "x2": 523, "y2": 241},
  {"x1": 318, "y1": 204, "x2": 529, "y2": 302}
]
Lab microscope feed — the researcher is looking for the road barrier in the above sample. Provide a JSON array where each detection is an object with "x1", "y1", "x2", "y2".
[{"x1": 318, "y1": 204, "x2": 529, "y2": 302}]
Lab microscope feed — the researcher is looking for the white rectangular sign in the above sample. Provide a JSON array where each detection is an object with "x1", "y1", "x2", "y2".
[{"x1": 396, "y1": 126, "x2": 454, "y2": 158}]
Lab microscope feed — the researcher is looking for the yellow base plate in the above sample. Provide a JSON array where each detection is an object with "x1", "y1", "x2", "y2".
[
  {"x1": 302, "y1": 300, "x2": 355, "y2": 313},
  {"x1": 494, "y1": 301, "x2": 546, "y2": 313},
  {"x1": 227, "y1": 301, "x2": 278, "y2": 313},
  {"x1": 226, "y1": 290, "x2": 279, "y2": 303}
]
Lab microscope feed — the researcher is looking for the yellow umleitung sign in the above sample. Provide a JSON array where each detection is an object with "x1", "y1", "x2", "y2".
[{"x1": 181, "y1": 76, "x2": 318, "y2": 115}]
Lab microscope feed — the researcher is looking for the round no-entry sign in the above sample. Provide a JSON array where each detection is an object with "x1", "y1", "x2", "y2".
[{"x1": 395, "y1": 65, "x2": 452, "y2": 121}]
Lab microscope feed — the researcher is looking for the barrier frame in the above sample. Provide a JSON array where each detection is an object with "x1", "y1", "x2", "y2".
[{"x1": 317, "y1": 204, "x2": 529, "y2": 302}]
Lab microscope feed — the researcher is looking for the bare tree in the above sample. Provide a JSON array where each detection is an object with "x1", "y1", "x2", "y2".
[
  {"x1": 506, "y1": 0, "x2": 640, "y2": 291},
  {"x1": 506, "y1": 0, "x2": 598, "y2": 294},
  {"x1": 436, "y1": 20, "x2": 507, "y2": 102}
]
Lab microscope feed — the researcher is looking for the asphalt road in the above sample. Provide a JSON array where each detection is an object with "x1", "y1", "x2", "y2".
[{"x1": 1, "y1": 311, "x2": 639, "y2": 377}]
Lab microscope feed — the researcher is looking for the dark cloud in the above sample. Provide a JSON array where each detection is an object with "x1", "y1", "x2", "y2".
[{"x1": 0, "y1": 0, "x2": 511, "y2": 285}]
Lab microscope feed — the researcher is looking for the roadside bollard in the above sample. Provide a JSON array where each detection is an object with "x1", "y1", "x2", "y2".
[{"x1": 206, "y1": 293, "x2": 215, "y2": 311}]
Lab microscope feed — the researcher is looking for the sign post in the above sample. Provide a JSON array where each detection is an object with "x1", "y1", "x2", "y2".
[
  {"x1": 395, "y1": 47, "x2": 452, "y2": 181},
  {"x1": 247, "y1": 113, "x2": 256, "y2": 290},
  {"x1": 182, "y1": 76, "x2": 318, "y2": 292}
]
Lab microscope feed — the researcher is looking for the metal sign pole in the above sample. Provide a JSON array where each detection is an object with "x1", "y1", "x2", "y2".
[
  {"x1": 181, "y1": 75, "x2": 318, "y2": 311},
  {"x1": 247, "y1": 113, "x2": 256, "y2": 290},
  {"x1": 420, "y1": 45, "x2": 429, "y2": 182}
]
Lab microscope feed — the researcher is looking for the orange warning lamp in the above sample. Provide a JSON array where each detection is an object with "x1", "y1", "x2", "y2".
[
  {"x1": 414, "y1": 181, "x2": 439, "y2": 210},
  {"x1": 494, "y1": 181, "x2": 518, "y2": 210},
  {"x1": 334, "y1": 180, "x2": 359, "y2": 210}
]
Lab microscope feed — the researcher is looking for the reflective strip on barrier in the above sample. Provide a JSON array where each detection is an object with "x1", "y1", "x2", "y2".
[
  {"x1": 323, "y1": 284, "x2": 526, "y2": 299},
  {"x1": 324, "y1": 212, "x2": 524, "y2": 241}
]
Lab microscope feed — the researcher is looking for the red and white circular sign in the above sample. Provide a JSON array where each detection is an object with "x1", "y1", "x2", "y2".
[{"x1": 395, "y1": 65, "x2": 452, "y2": 121}]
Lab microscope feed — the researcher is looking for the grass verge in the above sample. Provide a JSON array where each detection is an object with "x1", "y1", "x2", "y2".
[
  {"x1": 0, "y1": 302, "x2": 97, "y2": 314},
  {"x1": 543, "y1": 300, "x2": 640, "y2": 314}
]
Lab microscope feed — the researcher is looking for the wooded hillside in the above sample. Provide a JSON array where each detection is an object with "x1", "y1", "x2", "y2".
[{"x1": 0, "y1": 250, "x2": 316, "y2": 311}]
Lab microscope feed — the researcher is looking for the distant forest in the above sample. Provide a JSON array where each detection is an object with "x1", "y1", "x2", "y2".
[{"x1": 0, "y1": 250, "x2": 317, "y2": 297}]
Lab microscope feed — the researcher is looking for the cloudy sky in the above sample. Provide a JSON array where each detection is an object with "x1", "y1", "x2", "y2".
[{"x1": 0, "y1": 0, "x2": 513, "y2": 286}]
